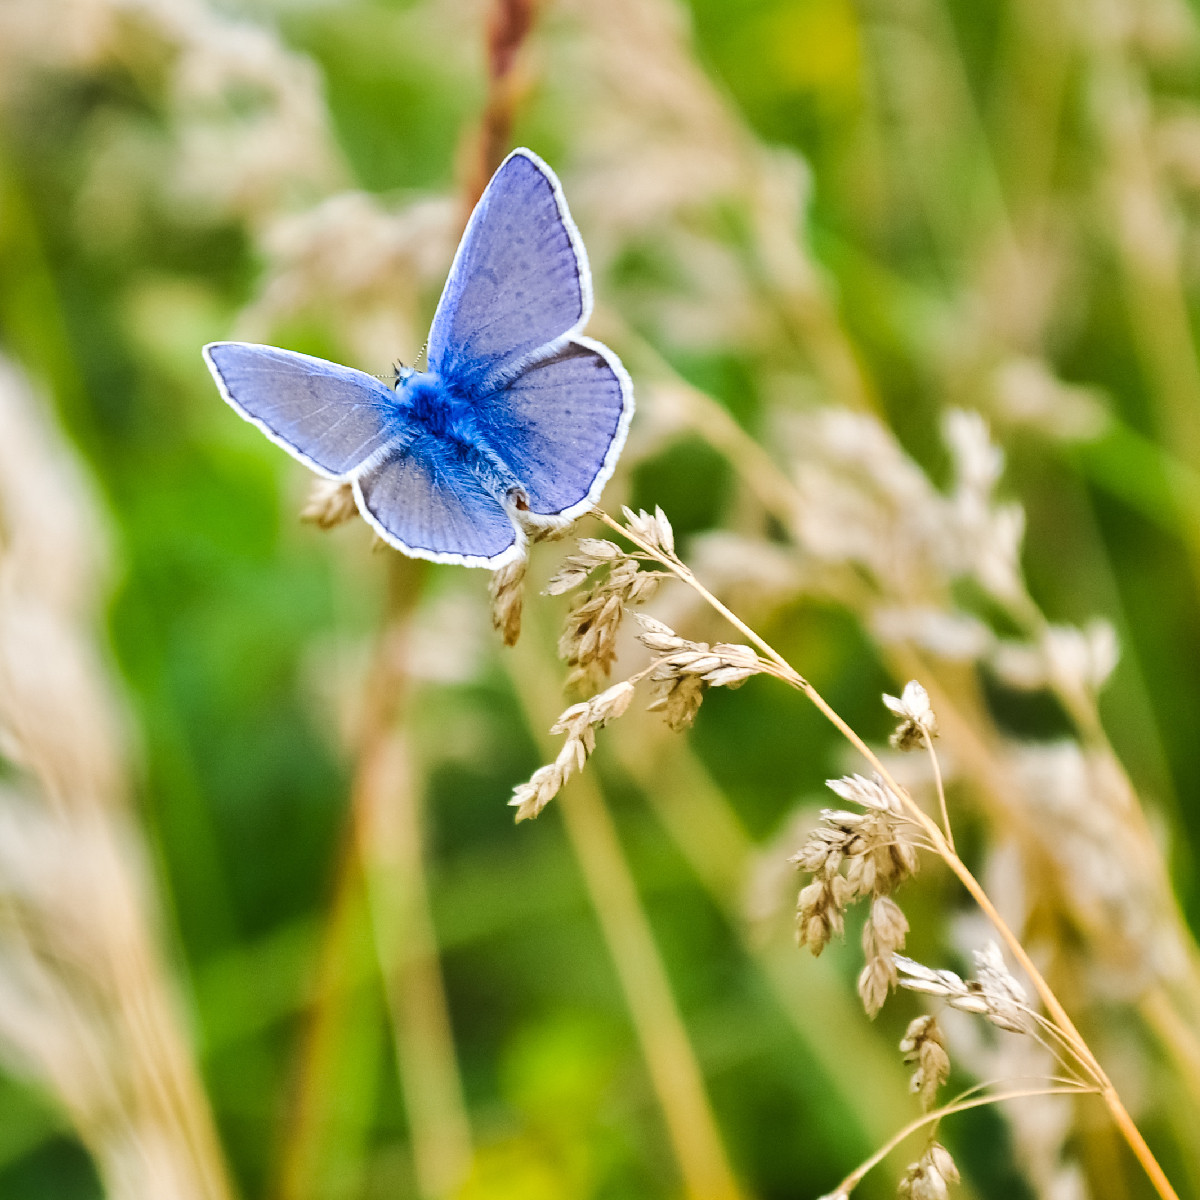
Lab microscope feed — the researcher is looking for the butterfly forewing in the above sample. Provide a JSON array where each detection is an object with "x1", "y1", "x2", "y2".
[
  {"x1": 429, "y1": 150, "x2": 591, "y2": 393},
  {"x1": 204, "y1": 343, "x2": 399, "y2": 478}
]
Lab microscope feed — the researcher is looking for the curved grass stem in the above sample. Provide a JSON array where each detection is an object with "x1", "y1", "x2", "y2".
[
  {"x1": 833, "y1": 1084, "x2": 1096, "y2": 1197},
  {"x1": 921, "y1": 728, "x2": 954, "y2": 853},
  {"x1": 597, "y1": 508, "x2": 1181, "y2": 1200}
]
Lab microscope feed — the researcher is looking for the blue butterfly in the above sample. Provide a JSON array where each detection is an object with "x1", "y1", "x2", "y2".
[{"x1": 204, "y1": 148, "x2": 634, "y2": 568}]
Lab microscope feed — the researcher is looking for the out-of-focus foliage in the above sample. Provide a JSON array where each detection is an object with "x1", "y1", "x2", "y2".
[{"x1": 1, "y1": 0, "x2": 1200, "y2": 1198}]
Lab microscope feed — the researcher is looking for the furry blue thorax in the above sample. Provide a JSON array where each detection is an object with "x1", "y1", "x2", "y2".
[{"x1": 395, "y1": 369, "x2": 522, "y2": 500}]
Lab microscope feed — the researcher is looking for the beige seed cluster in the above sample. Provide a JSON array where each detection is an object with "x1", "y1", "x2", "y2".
[
  {"x1": 792, "y1": 774, "x2": 922, "y2": 1016},
  {"x1": 894, "y1": 944, "x2": 1031, "y2": 1035},
  {"x1": 488, "y1": 551, "x2": 528, "y2": 647},
  {"x1": 883, "y1": 680, "x2": 938, "y2": 752},
  {"x1": 301, "y1": 477, "x2": 358, "y2": 528},
  {"x1": 636, "y1": 615, "x2": 761, "y2": 730},
  {"x1": 508, "y1": 681, "x2": 636, "y2": 822},
  {"x1": 898, "y1": 1143, "x2": 960, "y2": 1200},
  {"x1": 508, "y1": 508, "x2": 774, "y2": 820},
  {"x1": 900, "y1": 1014, "x2": 951, "y2": 1111},
  {"x1": 548, "y1": 538, "x2": 664, "y2": 692}
]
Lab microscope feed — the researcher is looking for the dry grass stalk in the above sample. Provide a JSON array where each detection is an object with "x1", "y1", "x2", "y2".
[
  {"x1": 464, "y1": 0, "x2": 541, "y2": 209},
  {"x1": 518, "y1": 502, "x2": 1180, "y2": 1200},
  {"x1": 511, "y1": 509, "x2": 775, "y2": 820},
  {"x1": 0, "y1": 358, "x2": 233, "y2": 1200}
]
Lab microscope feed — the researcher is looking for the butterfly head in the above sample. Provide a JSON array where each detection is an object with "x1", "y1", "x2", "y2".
[{"x1": 391, "y1": 362, "x2": 416, "y2": 388}]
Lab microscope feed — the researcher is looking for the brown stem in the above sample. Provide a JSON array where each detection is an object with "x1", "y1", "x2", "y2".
[{"x1": 462, "y1": 0, "x2": 541, "y2": 212}]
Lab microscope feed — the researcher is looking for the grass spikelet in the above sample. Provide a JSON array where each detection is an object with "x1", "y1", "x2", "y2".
[
  {"x1": 791, "y1": 773, "x2": 919, "y2": 1001},
  {"x1": 489, "y1": 546, "x2": 528, "y2": 646},
  {"x1": 638, "y1": 614, "x2": 761, "y2": 731},
  {"x1": 551, "y1": 536, "x2": 666, "y2": 692},
  {"x1": 898, "y1": 1142, "x2": 960, "y2": 1200},
  {"x1": 509, "y1": 680, "x2": 636, "y2": 821},
  {"x1": 900, "y1": 1016, "x2": 951, "y2": 1111},
  {"x1": 301, "y1": 477, "x2": 358, "y2": 528},
  {"x1": 883, "y1": 681, "x2": 938, "y2": 752},
  {"x1": 893, "y1": 946, "x2": 1031, "y2": 1036}
]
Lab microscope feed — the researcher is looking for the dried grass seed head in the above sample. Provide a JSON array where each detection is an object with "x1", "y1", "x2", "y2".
[
  {"x1": 893, "y1": 944, "x2": 1032, "y2": 1034},
  {"x1": 900, "y1": 1014, "x2": 951, "y2": 1110},
  {"x1": 636, "y1": 613, "x2": 763, "y2": 731},
  {"x1": 489, "y1": 548, "x2": 528, "y2": 647},
  {"x1": 858, "y1": 894, "x2": 910, "y2": 1016},
  {"x1": 0, "y1": 357, "x2": 228, "y2": 1194},
  {"x1": 899, "y1": 1142, "x2": 960, "y2": 1200},
  {"x1": 988, "y1": 356, "x2": 1108, "y2": 442},
  {"x1": 545, "y1": 538, "x2": 624, "y2": 594},
  {"x1": 795, "y1": 874, "x2": 853, "y2": 956},
  {"x1": 1006, "y1": 740, "x2": 1186, "y2": 989},
  {"x1": 792, "y1": 775, "x2": 920, "y2": 963},
  {"x1": 301, "y1": 478, "x2": 358, "y2": 529},
  {"x1": 555, "y1": 547, "x2": 663, "y2": 693},
  {"x1": 509, "y1": 680, "x2": 637, "y2": 821},
  {"x1": 971, "y1": 942, "x2": 1029, "y2": 1032},
  {"x1": 621, "y1": 505, "x2": 677, "y2": 558},
  {"x1": 871, "y1": 607, "x2": 995, "y2": 664},
  {"x1": 884, "y1": 680, "x2": 938, "y2": 751},
  {"x1": 779, "y1": 407, "x2": 1033, "y2": 638},
  {"x1": 989, "y1": 620, "x2": 1119, "y2": 703}
]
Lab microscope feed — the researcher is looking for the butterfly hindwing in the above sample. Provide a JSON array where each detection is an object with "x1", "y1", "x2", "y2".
[
  {"x1": 429, "y1": 149, "x2": 591, "y2": 392},
  {"x1": 204, "y1": 342, "x2": 399, "y2": 478},
  {"x1": 353, "y1": 436, "x2": 519, "y2": 566},
  {"x1": 479, "y1": 336, "x2": 633, "y2": 518}
]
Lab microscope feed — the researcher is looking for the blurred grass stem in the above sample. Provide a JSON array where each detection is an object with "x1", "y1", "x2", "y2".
[
  {"x1": 349, "y1": 561, "x2": 472, "y2": 1199},
  {"x1": 510, "y1": 618, "x2": 746, "y2": 1200},
  {"x1": 1087, "y1": 23, "x2": 1200, "y2": 599},
  {"x1": 273, "y1": 840, "x2": 377, "y2": 1200},
  {"x1": 462, "y1": 0, "x2": 541, "y2": 212},
  {"x1": 276, "y1": 560, "x2": 471, "y2": 1200}
]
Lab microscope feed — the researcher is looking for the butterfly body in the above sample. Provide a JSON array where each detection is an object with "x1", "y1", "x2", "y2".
[{"x1": 204, "y1": 149, "x2": 633, "y2": 568}]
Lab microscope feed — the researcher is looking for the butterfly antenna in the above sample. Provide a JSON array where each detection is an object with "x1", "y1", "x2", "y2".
[{"x1": 414, "y1": 339, "x2": 429, "y2": 371}]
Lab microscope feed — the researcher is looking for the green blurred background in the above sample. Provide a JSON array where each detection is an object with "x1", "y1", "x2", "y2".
[{"x1": 2, "y1": 0, "x2": 1200, "y2": 1197}]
